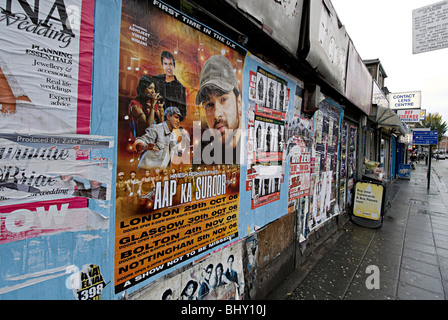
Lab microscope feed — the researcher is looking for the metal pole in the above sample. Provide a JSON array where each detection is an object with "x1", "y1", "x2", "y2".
[{"x1": 428, "y1": 147, "x2": 431, "y2": 189}]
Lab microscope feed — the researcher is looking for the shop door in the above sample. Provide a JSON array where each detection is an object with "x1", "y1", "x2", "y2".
[
  {"x1": 391, "y1": 136, "x2": 396, "y2": 180},
  {"x1": 381, "y1": 138, "x2": 390, "y2": 180}
]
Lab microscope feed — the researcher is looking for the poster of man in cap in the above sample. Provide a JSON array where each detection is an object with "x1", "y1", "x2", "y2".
[
  {"x1": 114, "y1": 0, "x2": 245, "y2": 293},
  {"x1": 195, "y1": 55, "x2": 243, "y2": 165}
]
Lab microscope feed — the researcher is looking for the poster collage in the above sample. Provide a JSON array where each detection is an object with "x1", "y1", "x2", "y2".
[
  {"x1": 116, "y1": 1, "x2": 347, "y2": 295},
  {"x1": 286, "y1": 83, "x2": 313, "y2": 241},
  {"x1": 0, "y1": 0, "x2": 114, "y2": 242},
  {"x1": 245, "y1": 63, "x2": 289, "y2": 209},
  {"x1": 308, "y1": 99, "x2": 343, "y2": 231},
  {"x1": 115, "y1": 0, "x2": 245, "y2": 293},
  {"x1": 0, "y1": 0, "x2": 351, "y2": 299},
  {"x1": 0, "y1": 0, "x2": 114, "y2": 300}
]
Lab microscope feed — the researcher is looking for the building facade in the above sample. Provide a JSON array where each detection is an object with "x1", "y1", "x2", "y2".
[{"x1": 0, "y1": 0, "x2": 406, "y2": 300}]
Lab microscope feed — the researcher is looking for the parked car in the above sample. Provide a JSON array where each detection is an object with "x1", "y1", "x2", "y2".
[{"x1": 436, "y1": 153, "x2": 446, "y2": 160}]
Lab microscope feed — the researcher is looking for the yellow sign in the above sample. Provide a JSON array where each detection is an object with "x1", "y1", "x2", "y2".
[{"x1": 353, "y1": 182, "x2": 383, "y2": 221}]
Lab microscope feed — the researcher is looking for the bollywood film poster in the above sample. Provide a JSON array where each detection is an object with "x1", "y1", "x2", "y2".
[
  {"x1": 134, "y1": 240, "x2": 245, "y2": 300},
  {"x1": 0, "y1": 0, "x2": 95, "y2": 135},
  {"x1": 115, "y1": 0, "x2": 245, "y2": 293}
]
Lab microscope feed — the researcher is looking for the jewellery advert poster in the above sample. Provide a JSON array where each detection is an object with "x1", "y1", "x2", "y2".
[
  {"x1": 115, "y1": 0, "x2": 245, "y2": 293},
  {"x1": 0, "y1": 0, "x2": 94, "y2": 135}
]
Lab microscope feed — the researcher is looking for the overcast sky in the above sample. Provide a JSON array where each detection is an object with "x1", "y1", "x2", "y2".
[{"x1": 331, "y1": 0, "x2": 448, "y2": 125}]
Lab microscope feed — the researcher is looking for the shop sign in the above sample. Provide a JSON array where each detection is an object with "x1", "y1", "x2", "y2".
[
  {"x1": 397, "y1": 109, "x2": 425, "y2": 122},
  {"x1": 353, "y1": 181, "x2": 384, "y2": 221},
  {"x1": 389, "y1": 91, "x2": 422, "y2": 110},
  {"x1": 305, "y1": 0, "x2": 349, "y2": 95},
  {"x1": 233, "y1": 0, "x2": 304, "y2": 54},
  {"x1": 345, "y1": 41, "x2": 373, "y2": 115}
]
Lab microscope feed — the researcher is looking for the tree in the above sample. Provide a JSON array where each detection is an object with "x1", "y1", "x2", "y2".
[{"x1": 419, "y1": 113, "x2": 448, "y2": 148}]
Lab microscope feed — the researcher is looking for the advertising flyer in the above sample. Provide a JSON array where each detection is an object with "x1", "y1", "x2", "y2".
[
  {"x1": 353, "y1": 181, "x2": 384, "y2": 221},
  {"x1": 115, "y1": 0, "x2": 245, "y2": 293},
  {"x1": 0, "y1": 132, "x2": 114, "y2": 244},
  {"x1": 287, "y1": 110, "x2": 312, "y2": 242},
  {"x1": 0, "y1": 133, "x2": 113, "y2": 205},
  {"x1": 0, "y1": 0, "x2": 94, "y2": 134},
  {"x1": 244, "y1": 55, "x2": 290, "y2": 209},
  {"x1": 287, "y1": 120, "x2": 312, "y2": 202},
  {"x1": 347, "y1": 125, "x2": 357, "y2": 207}
]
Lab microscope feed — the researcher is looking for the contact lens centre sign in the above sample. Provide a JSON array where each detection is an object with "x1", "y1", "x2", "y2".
[{"x1": 388, "y1": 91, "x2": 421, "y2": 110}]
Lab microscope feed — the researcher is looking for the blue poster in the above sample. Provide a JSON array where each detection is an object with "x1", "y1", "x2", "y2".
[{"x1": 238, "y1": 54, "x2": 300, "y2": 237}]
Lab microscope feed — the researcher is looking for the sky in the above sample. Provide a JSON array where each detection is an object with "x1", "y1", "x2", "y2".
[{"x1": 331, "y1": 0, "x2": 448, "y2": 124}]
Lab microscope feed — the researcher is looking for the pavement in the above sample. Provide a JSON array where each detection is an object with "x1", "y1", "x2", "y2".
[{"x1": 267, "y1": 162, "x2": 448, "y2": 300}]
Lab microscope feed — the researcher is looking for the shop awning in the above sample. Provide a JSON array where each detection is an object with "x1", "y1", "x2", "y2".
[{"x1": 375, "y1": 105, "x2": 407, "y2": 136}]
